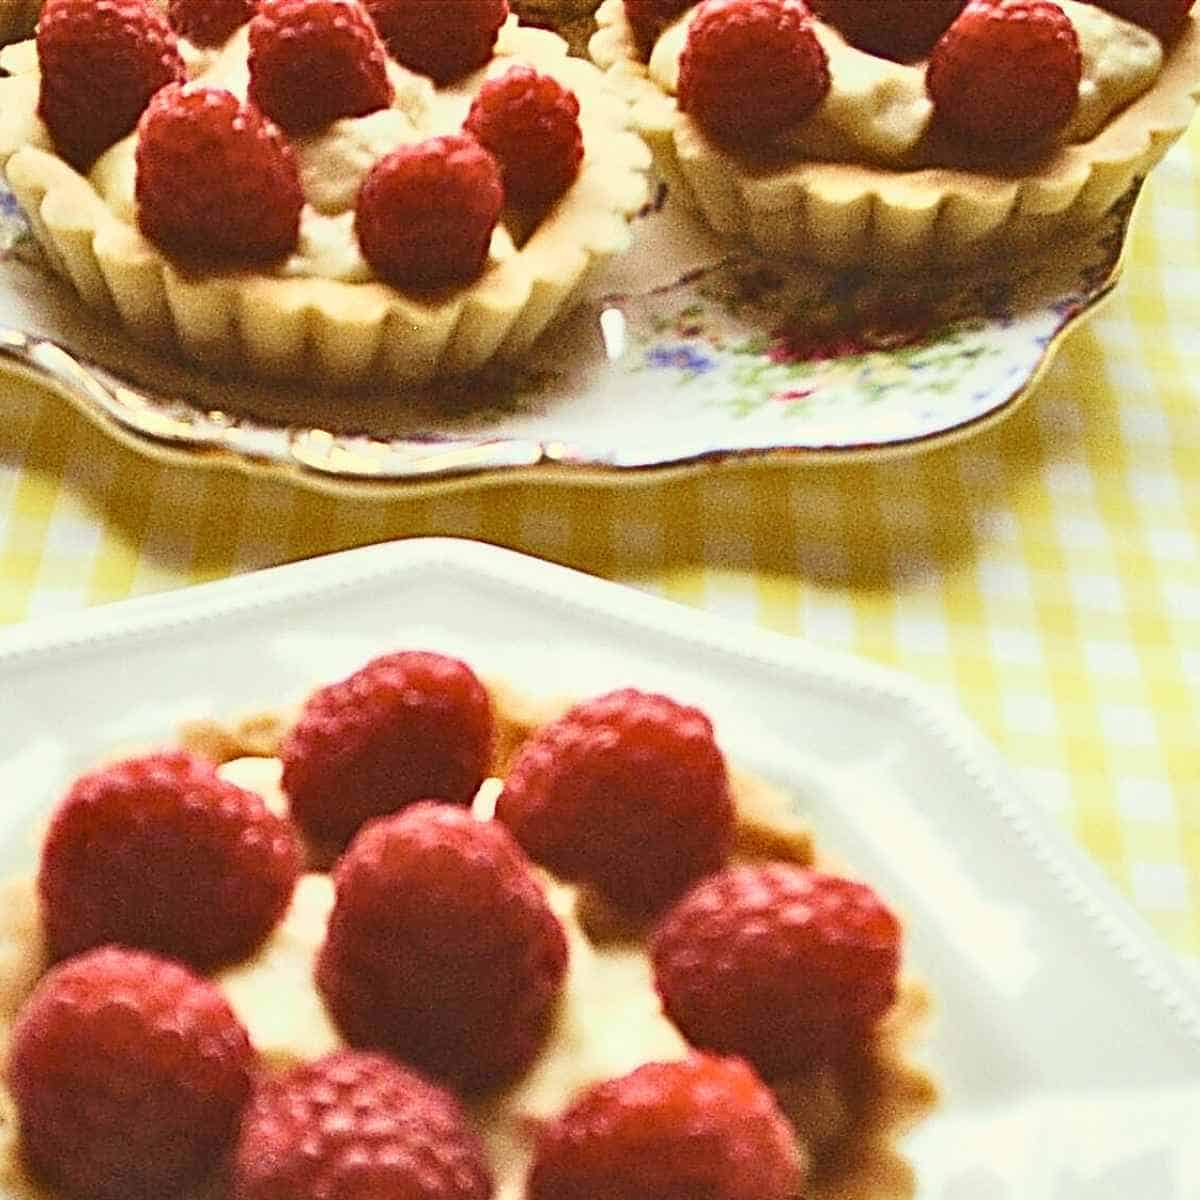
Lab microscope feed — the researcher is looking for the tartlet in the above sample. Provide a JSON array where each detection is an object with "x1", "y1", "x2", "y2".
[
  {"x1": 0, "y1": 672, "x2": 936, "y2": 1200},
  {"x1": 590, "y1": 0, "x2": 1200, "y2": 270},
  {"x1": 0, "y1": 12, "x2": 650, "y2": 388}
]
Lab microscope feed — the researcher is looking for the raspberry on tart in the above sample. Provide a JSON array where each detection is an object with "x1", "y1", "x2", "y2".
[
  {"x1": 6, "y1": 946, "x2": 255, "y2": 1200},
  {"x1": 528, "y1": 1053, "x2": 806, "y2": 1200},
  {"x1": 496, "y1": 687, "x2": 735, "y2": 918},
  {"x1": 678, "y1": 0, "x2": 831, "y2": 146},
  {"x1": 38, "y1": 749, "x2": 302, "y2": 969},
  {"x1": 232, "y1": 1051, "x2": 494, "y2": 1200},
  {"x1": 280, "y1": 650, "x2": 495, "y2": 851},
  {"x1": 35, "y1": 0, "x2": 184, "y2": 170},
  {"x1": 316, "y1": 802, "x2": 569, "y2": 1090},
  {"x1": 651, "y1": 863, "x2": 902, "y2": 1077},
  {"x1": 927, "y1": 0, "x2": 1084, "y2": 147},
  {"x1": 135, "y1": 85, "x2": 305, "y2": 265},
  {"x1": 364, "y1": 0, "x2": 510, "y2": 82},
  {"x1": 464, "y1": 65, "x2": 585, "y2": 210},
  {"x1": 355, "y1": 135, "x2": 505, "y2": 289},
  {"x1": 247, "y1": 0, "x2": 393, "y2": 134}
]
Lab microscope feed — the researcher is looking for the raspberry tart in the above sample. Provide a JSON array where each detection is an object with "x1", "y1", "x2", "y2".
[
  {"x1": 591, "y1": 0, "x2": 1200, "y2": 269},
  {"x1": 0, "y1": 0, "x2": 650, "y2": 388},
  {"x1": 0, "y1": 654, "x2": 936, "y2": 1200}
]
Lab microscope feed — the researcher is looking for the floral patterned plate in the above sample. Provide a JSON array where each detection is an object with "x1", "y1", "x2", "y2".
[{"x1": 0, "y1": 172, "x2": 1133, "y2": 495}]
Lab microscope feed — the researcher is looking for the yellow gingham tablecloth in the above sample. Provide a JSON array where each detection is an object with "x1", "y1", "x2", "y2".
[{"x1": 2, "y1": 129, "x2": 1198, "y2": 963}]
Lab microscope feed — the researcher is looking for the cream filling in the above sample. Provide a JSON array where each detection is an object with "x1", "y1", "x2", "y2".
[
  {"x1": 85, "y1": 18, "x2": 597, "y2": 282},
  {"x1": 648, "y1": 0, "x2": 1162, "y2": 161}
]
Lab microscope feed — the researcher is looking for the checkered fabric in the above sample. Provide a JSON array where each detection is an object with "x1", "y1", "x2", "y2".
[{"x1": 2, "y1": 127, "x2": 1198, "y2": 962}]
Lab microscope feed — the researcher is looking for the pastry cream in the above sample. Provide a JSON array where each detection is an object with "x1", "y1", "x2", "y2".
[{"x1": 0, "y1": 689, "x2": 935, "y2": 1200}]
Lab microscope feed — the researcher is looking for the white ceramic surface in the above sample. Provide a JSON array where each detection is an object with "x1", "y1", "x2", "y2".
[{"x1": 2, "y1": 537, "x2": 1199, "y2": 1198}]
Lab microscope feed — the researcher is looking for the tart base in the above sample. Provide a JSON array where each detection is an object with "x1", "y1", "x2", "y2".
[
  {"x1": 590, "y1": 0, "x2": 1200, "y2": 272},
  {"x1": 0, "y1": 22, "x2": 651, "y2": 390}
]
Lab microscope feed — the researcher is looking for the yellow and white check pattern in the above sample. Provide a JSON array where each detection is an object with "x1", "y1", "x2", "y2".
[{"x1": 2, "y1": 129, "x2": 1198, "y2": 963}]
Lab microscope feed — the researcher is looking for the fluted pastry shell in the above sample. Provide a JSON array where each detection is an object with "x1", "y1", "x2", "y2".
[
  {"x1": 0, "y1": 678, "x2": 936, "y2": 1200},
  {"x1": 590, "y1": 0, "x2": 1200, "y2": 271},
  {"x1": 0, "y1": 22, "x2": 650, "y2": 388}
]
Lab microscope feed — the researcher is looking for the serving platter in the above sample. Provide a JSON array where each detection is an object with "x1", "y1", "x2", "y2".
[
  {"x1": 0, "y1": 158, "x2": 1135, "y2": 495},
  {"x1": 2, "y1": 538, "x2": 1199, "y2": 1197}
]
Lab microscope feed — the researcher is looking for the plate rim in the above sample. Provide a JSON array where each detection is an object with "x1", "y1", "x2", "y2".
[
  {"x1": 0, "y1": 278, "x2": 1119, "y2": 498},
  {"x1": 2, "y1": 535, "x2": 1198, "y2": 1055}
]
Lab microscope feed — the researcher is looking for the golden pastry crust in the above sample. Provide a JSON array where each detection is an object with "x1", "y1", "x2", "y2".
[
  {"x1": 590, "y1": 0, "x2": 1200, "y2": 271},
  {"x1": 0, "y1": 19, "x2": 650, "y2": 388}
]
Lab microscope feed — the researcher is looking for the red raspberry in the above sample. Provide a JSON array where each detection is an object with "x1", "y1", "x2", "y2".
[
  {"x1": 168, "y1": 0, "x2": 257, "y2": 46},
  {"x1": 39, "y1": 749, "x2": 302, "y2": 968},
  {"x1": 528, "y1": 1053, "x2": 806, "y2": 1200},
  {"x1": 623, "y1": 0, "x2": 695, "y2": 55},
  {"x1": 354, "y1": 135, "x2": 504, "y2": 290},
  {"x1": 6, "y1": 946, "x2": 254, "y2": 1200},
  {"x1": 808, "y1": 0, "x2": 965, "y2": 60},
  {"x1": 316, "y1": 803, "x2": 568, "y2": 1090},
  {"x1": 1090, "y1": 0, "x2": 1195, "y2": 41},
  {"x1": 231, "y1": 1051, "x2": 493, "y2": 1200},
  {"x1": 36, "y1": 0, "x2": 184, "y2": 171},
  {"x1": 678, "y1": 0, "x2": 831, "y2": 147},
  {"x1": 464, "y1": 66, "x2": 584, "y2": 210},
  {"x1": 651, "y1": 865, "x2": 902, "y2": 1077},
  {"x1": 280, "y1": 650, "x2": 495, "y2": 850},
  {"x1": 135, "y1": 84, "x2": 304, "y2": 264},
  {"x1": 364, "y1": 0, "x2": 509, "y2": 83},
  {"x1": 248, "y1": 0, "x2": 392, "y2": 134},
  {"x1": 495, "y1": 688, "x2": 734, "y2": 917},
  {"x1": 926, "y1": 0, "x2": 1083, "y2": 148}
]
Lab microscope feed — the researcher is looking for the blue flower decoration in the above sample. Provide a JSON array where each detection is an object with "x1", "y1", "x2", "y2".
[
  {"x1": 0, "y1": 184, "x2": 31, "y2": 257},
  {"x1": 646, "y1": 345, "x2": 715, "y2": 373},
  {"x1": 0, "y1": 184, "x2": 23, "y2": 217}
]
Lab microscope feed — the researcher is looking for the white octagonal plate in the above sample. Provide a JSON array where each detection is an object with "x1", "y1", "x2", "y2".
[{"x1": 1, "y1": 537, "x2": 1198, "y2": 1198}]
